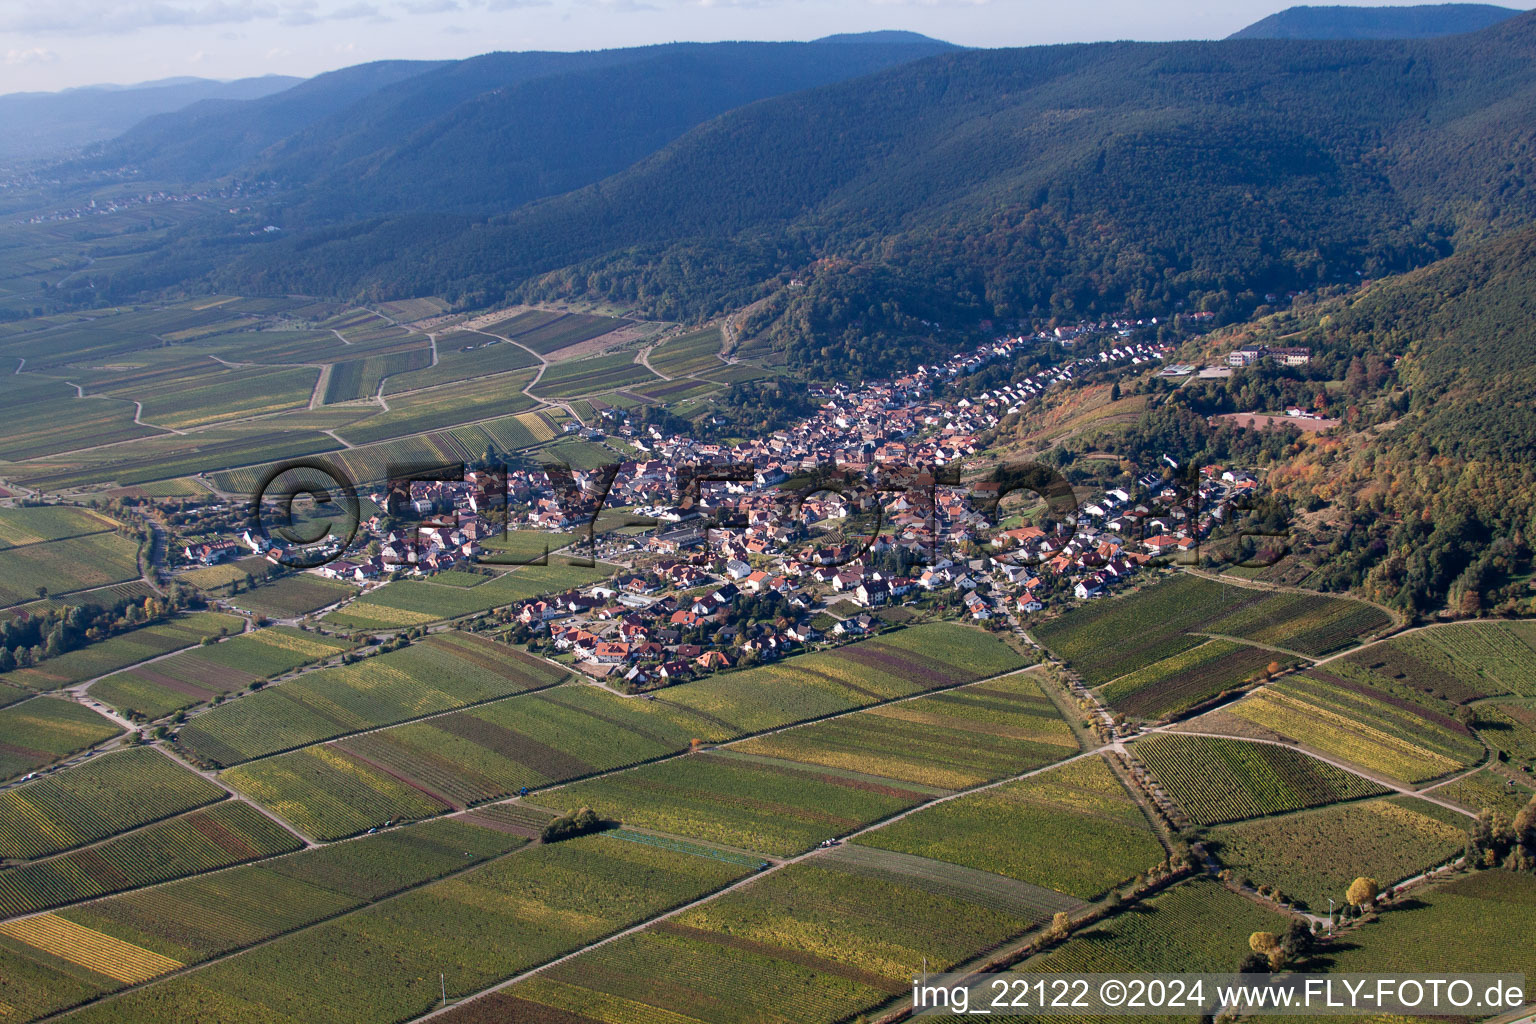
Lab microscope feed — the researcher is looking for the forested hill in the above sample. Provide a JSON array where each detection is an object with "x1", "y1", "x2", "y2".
[
  {"x1": 176, "y1": 11, "x2": 1536, "y2": 371},
  {"x1": 1095, "y1": 224, "x2": 1536, "y2": 617},
  {"x1": 1229, "y1": 4, "x2": 1521, "y2": 40},
  {"x1": 79, "y1": 35, "x2": 957, "y2": 193}
]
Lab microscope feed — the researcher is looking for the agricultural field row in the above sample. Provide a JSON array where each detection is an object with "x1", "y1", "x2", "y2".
[
  {"x1": 1434, "y1": 767, "x2": 1536, "y2": 818},
  {"x1": 102, "y1": 361, "x2": 320, "y2": 431},
  {"x1": 59, "y1": 834, "x2": 746, "y2": 1024},
  {"x1": 1134, "y1": 734, "x2": 1387, "y2": 825},
  {"x1": 855, "y1": 755, "x2": 1165, "y2": 900},
  {"x1": 0, "y1": 817, "x2": 525, "y2": 1022},
  {"x1": 0, "y1": 506, "x2": 120, "y2": 548},
  {"x1": 322, "y1": 348, "x2": 433, "y2": 404},
  {"x1": 381, "y1": 336, "x2": 538, "y2": 394},
  {"x1": 0, "y1": 747, "x2": 227, "y2": 861},
  {"x1": 7, "y1": 425, "x2": 340, "y2": 490},
  {"x1": 649, "y1": 623, "x2": 1029, "y2": 735},
  {"x1": 484, "y1": 310, "x2": 629, "y2": 355},
  {"x1": 1342, "y1": 620, "x2": 1536, "y2": 702},
  {"x1": 538, "y1": 749, "x2": 933, "y2": 857},
  {"x1": 1221, "y1": 672, "x2": 1484, "y2": 783},
  {"x1": 175, "y1": 632, "x2": 572, "y2": 766},
  {"x1": 5, "y1": 611, "x2": 245, "y2": 691},
  {"x1": 0, "y1": 530, "x2": 143, "y2": 610},
  {"x1": 646, "y1": 325, "x2": 724, "y2": 377},
  {"x1": 91, "y1": 627, "x2": 358, "y2": 720},
  {"x1": 336, "y1": 370, "x2": 538, "y2": 446},
  {"x1": 224, "y1": 572, "x2": 355, "y2": 619},
  {"x1": 1096, "y1": 639, "x2": 1280, "y2": 720},
  {"x1": 321, "y1": 561, "x2": 613, "y2": 628},
  {"x1": 1034, "y1": 574, "x2": 1387, "y2": 687},
  {"x1": 0, "y1": 801, "x2": 303, "y2": 919},
  {"x1": 1210, "y1": 796, "x2": 1470, "y2": 910},
  {"x1": 230, "y1": 683, "x2": 727, "y2": 836},
  {"x1": 532, "y1": 351, "x2": 659, "y2": 398},
  {"x1": 0, "y1": 377, "x2": 161, "y2": 462},
  {"x1": 730, "y1": 670, "x2": 1077, "y2": 790},
  {"x1": 215, "y1": 625, "x2": 1031, "y2": 837},
  {"x1": 465, "y1": 857, "x2": 1049, "y2": 1024},
  {"x1": 0, "y1": 697, "x2": 121, "y2": 781}
]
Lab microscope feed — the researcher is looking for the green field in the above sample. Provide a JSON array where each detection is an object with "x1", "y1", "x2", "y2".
[
  {"x1": 1342, "y1": 620, "x2": 1536, "y2": 701},
  {"x1": 336, "y1": 371, "x2": 538, "y2": 446},
  {"x1": 1436, "y1": 767, "x2": 1536, "y2": 817},
  {"x1": 0, "y1": 747, "x2": 226, "y2": 860},
  {"x1": 651, "y1": 623, "x2": 1029, "y2": 735},
  {"x1": 1134, "y1": 735, "x2": 1387, "y2": 825},
  {"x1": 0, "y1": 531, "x2": 142, "y2": 609},
  {"x1": 855, "y1": 755, "x2": 1165, "y2": 900},
  {"x1": 322, "y1": 562, "x2": 613, "y2": 629},
  {"x1": 1210, "y1": 796, "x2": 1469, "y2": 909},
  {"x1": 223, "y1": 744, "x2": 455, "y2": 839},
  {"x1": 381, "y1": 337, "x2": 540, "y2": 394},
  {"x1": 481, "y1": 856, "x2": 1061, "y2": 1024},
  {"x1": 540, "y1": 748, "x2": 932, "y2": 856},
  {"x1": 231, "y1": 573, "x2": 356, "y2": 618},
  {"x1": 4, "y1": 612, "x2": 246, "y2": 691},
  {"x1": 60, "y1": 833, "x2": 746, "y2": 1024},
  {"x1": 486, "y1": 310, "x2": 628, "y2": 355},
  {"x1": 175, "y1": 632, "x2": 572, "y2": 766},
  {"x1": 0, "y1": 697, "x2": 122, "y2": 780},
  {"x1": 1022, "y1": 876, "x2": 1290, "y2": 978},
  {"x1": 730, "y1": 670, "x2": 1076, "y2": 790},
  {"x1": 234, "y1": 684, "x2": 729, "y2": 830},
  {"x1": 647, "y1": 325, "x2": 724, "y2": 377},
  {"x1": 1222, "y1": 671, "x2": 1484, "y2": 783},
  {"x1": 0, "y1": 818, "x2": 524, "y2": 1022},
  {"x1": 1301, "y1": 870, "x2": 1536, "y2": 980},
  {"x1": 0, "y1": 506, "x2": 120, "y2": 548},
  {"x1": 91, "y1": 627, "x2": 357, "y2": 719},
  {"x1": 1033, "y1": 574, "x2": 1388, "y2": 686},
  {"x1": 1097, "y1": 639, "x2": 1279, "y2": 719},
  {"x1": 0, "y1": 801, "x2": 303, "y2": 918},
  {"x1": 532, "y1": 351, "x2": 660, "y2": 398}
]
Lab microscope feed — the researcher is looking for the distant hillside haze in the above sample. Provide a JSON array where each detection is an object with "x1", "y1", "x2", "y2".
[
  {"x1": 0, "y1": 75, "x2": 301, "y2": 164},
  {"x1": 1229, "y1": 3, "x2": 1522, "y2": 39},
  {"x1": 80, "y1": 33, "x2": 957, "y2": 193}
]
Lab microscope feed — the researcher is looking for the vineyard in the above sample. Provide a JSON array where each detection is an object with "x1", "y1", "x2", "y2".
[
  {"x1": 321, "y1": 562, "x2": 612, "y2": 629},
  {"x1": 381, "y1": 336, "x2": 539, "y2": 394},
  {"x1": 174, "y1": 632, "x2": 571, "y2": 766},
  {"x1": 1033, "y1": 574, "x2": 1388, "y2": 686},
  {"x1": 1133, "y1": 734, "x2": 1386, "y2": 825},
  {"x1": 5, "y1": 611, "x2": 244, "y2": 691},
  {"x1": 532, "y1": 351, "x2": 660, "y2": 398},
  {"x1": 730, "y1": 670, "x2": 1076, "y2": 790},
  {"x1": 256, "y1": 683, "x2": 728, "y2": 821},
  {"x1": 0, "y1": 530, "x2": 144, "y2": 610},
  {"x1": 230, "y1": 573, "x2": 355, "y2": 618},
  {"x1": 0, "y1": 506, "x2": 119, "y2": 548},
  {"x1": 1021, "y1": 877, "x2": 1287, "y2": 975},
  {"x1": 0, "y1": 697, "x2": 121, "y2": 780},
  {"x1": 1210, "y1": 796, "x2": 1469, "y2": 910},
  {"x1": 0, "y1": 747, "x2": 226, "y2": 860},
  {"x1": 491, "y1": 857, "x2": 1040, "y2": 1024},
  {"x1": 223, "y1": 744, "x2": 454, "y2": 839},
  {"x1": 1436, "y1": 767, "x2": 1536, "y2": 817},
  {"x1": 1220, "y1": 672, "x2": 1484, "y2": 783},
  {"x1": 647, "y1": 325, "x2": 725, "y2": 377},
  {"x1": 1316, "y1": 870, "x2": 1536, "y2": 979},
  {"x1": 91, "y1": 627, "x2": 357, "y2": 719},
  {"x1": 538, "y1": 749, "x2": 930, "y2": 857},
  {"x1": 63, "y1": 835, "x2": 746, "y2": 1024},
  {"x1": 652, "y1": 623, "x2": 1028, "y2": 735},
  {"x1": 0, "y1": 801, "x2": 303, "y2": 918},
  {"x1": 855, "y1": 755, "x2": 1164, "y2": 900},
  {"x1": 1097, "y1": 639, "x2": 1278, "y2": 720}
]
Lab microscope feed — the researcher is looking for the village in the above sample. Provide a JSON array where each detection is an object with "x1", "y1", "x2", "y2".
[{"x1": 187, "y1": 327, "x2": 1271, "y2": 691}]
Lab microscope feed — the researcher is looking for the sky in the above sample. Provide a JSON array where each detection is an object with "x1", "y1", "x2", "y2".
[{"x1": 2, "y1": 0, "x2": 1533, "y2": 93}]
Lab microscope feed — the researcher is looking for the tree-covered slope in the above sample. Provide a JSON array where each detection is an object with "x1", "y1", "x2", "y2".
[{"x1": 1229, "y1": 4, "x2": 1520, "y2": 40}]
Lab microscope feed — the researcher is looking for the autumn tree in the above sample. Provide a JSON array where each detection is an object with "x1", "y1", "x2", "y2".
[{"x1": 1346, "y1": 876, "x2": 1379, "y2": 909}]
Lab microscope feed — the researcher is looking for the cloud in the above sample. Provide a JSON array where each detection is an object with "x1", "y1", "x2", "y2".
[
  {"x1": 4, "y1": 46, "x2": 59, "y2": 65},
  {"x1": 401, "y1": 0, "x2": 460, "y2": 12}
]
